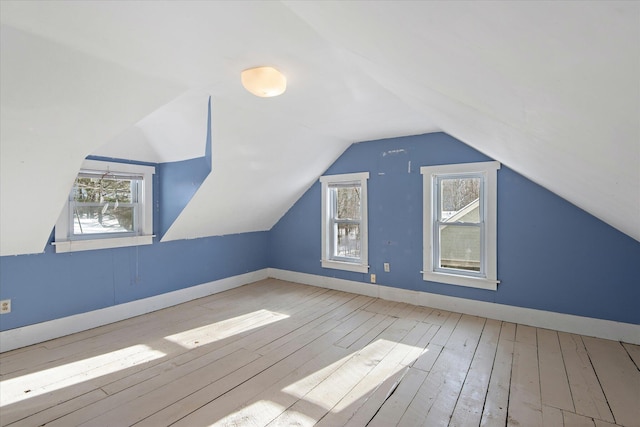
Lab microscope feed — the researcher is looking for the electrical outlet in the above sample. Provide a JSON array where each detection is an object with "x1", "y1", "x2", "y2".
[
  {"x1": 384, "y1": 262, "x2": 390, "y2": 272},
  {"x1": 370, "y1": 274, "x2": 376, "y2": 284},
  {"x1": 0, "y1": 300, "x2": 11, "y2": 314}
]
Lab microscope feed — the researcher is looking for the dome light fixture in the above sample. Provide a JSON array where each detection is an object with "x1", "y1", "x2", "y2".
[{"x1": 241, "y1": 66, "x2": 287, "y2": 98}]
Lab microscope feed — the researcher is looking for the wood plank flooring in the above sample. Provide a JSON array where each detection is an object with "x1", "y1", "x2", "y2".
[{"x1": 1, "y1": 279, "x2": 638, "y2": 426}]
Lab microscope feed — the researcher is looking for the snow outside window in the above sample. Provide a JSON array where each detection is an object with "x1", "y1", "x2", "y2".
[
  {"x1": 54, "y1": 159, "x2": 154, "y2": 253},
  {"x1": 320, "y1": 172, "x2": 369, "y2": 273}
]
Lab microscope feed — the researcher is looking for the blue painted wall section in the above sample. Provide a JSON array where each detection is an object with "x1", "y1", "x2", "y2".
[
  {"x1": 268, "y1": 132, "x2": 640, "y2": 325},
  {"x1": 1, "y1": 131, "x2": 637, "y2": 333},
  {"x1": 0, "y1": 96, "x2": 268, "y2": 332},
  {"x1": 0, "y1": 231, "x2": 268, "y2": 331},
  {"x1": 158, "y1": 96, "x2": 213, "y2": 239}
]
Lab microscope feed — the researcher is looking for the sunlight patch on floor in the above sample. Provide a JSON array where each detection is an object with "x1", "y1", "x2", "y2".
[
  {"x1": 164, "y1": 310, "x2": 289, "y2": 349},
  {"x1": 329, "y1": 342, "x2": 419, "y2": 414},
  {"x1": 269, "y1": 408, "x2": 317, "y2": 426},
  {"x1": 276, "y1": 338, "x2": 425, "y2": 421},
  {"x1": 280, "y1": 354, "x2": 353, "y2": 402},
  {"x1": 0, "y1": 344, "x2": 165, "y2": 406},
  {"x1": 215, "y1": 399, "x2": 287, "y2": 426}
]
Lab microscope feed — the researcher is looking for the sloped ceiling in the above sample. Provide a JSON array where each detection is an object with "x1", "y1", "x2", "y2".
[{"x1": 1, "y1": 1, "x2": 638, "y2": 256}]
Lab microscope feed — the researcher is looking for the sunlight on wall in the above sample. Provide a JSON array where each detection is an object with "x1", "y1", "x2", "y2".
[
  {"x1": 0, "y1": 345, "x2": 165, "y2": 406},
  {"x1": 164, "y1": 310, "x2": 289, "y2": 349}
]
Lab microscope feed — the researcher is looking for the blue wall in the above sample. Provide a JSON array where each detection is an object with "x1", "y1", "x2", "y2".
[
  {"x1": 0, "y1": 141, "x2": 267, "y2": 331},
  {"x1": 268, "y1": 133, "x2": 640, "y2": 325},
  {"x1": 1, "y1": 131, "x2": 638, "y2": 332},
  {"x1": 158, "y1": 97, "x2": 213, "y2": 239},
  {"x1": 0, "y1": 231, "x2": 268, "y2": 331}
]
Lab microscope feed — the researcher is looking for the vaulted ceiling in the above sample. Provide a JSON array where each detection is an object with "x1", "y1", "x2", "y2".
[{"x1": 1, "y1": 1, "x2": 638, "y2": 256}]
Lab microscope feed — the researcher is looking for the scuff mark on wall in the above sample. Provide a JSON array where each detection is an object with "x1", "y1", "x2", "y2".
[{"x1": 382, "y1": 149, "x2": 407, "y2": 157}]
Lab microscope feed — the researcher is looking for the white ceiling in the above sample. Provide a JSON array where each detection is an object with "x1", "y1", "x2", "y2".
[{"x1": 1, "y1": 1, "x2": 638, "y2": 255}]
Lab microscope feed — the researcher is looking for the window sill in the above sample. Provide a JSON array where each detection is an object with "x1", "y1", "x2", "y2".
[
  {"x1": 53, "y1": 235, "x2": 154, "y2": 253},
  {"x1": 322, "y1": 259, "x2": 369, "y2": 274},
  {"x1": 422, "y1": 271, "x2": 499, "y2": 291}
]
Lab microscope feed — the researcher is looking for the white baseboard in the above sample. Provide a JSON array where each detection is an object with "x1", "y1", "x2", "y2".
[
  {"x1": 0, "y1": 269, "x2": 269, "y2": 353},
  {"x1": 268, "y1": 268, "x2": 640, "y2": 345},
  {"x1": 3, "y1": 267, "x2": 637, "y2": 352}
]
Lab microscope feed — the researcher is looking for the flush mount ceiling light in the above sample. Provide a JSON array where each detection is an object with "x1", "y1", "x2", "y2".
[{"x1": 241, "y1": 66, "x2": 287, "y2": 98}]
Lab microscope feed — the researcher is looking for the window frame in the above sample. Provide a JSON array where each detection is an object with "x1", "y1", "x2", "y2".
[
  {"x1": 421, "y1": 161, "x2": 500, "y2": 290},
  {"x1": 320, "y1": 172, "x2": 369, "y2": 273},
  {"x1": 54, "y1": 159, "x2": 155, "y2": 253}
]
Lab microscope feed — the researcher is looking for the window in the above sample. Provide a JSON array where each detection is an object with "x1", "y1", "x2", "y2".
[
  {"x1": 421, "y1": 161, "x2": 500, "y2": 290},
  {"x1": 320, "y1": 172, "x2": 369, "y2": 273},
  {"x1": 54, "y1": 159, "x2": 154, "y2": 253}
]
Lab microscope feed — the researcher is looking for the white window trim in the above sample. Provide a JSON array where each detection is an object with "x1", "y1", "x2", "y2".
[
  {"x1": 320, "y1": 172, "x2": 369, "y2": 273},
  {"x1": 421, "y1": 161, "x2": 500, "y2": 290},
  {"x1": 54, "y1": 159, "x2": 155, "y2": 253}
]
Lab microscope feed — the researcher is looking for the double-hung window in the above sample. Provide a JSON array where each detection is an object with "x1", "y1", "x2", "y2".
[
  {"x1": 320, "y1": 172, "x2": 369, "y2": 273},
  {"x1": 421, "y1": 161, "x2": 500, "y2": 290},
  {"x1": 54, "y1": 159, "x2": 154, "y2": 253}
]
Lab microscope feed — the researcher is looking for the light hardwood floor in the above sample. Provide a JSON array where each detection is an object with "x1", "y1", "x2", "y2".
[{"x1": 1, "y1": 279, "x2": 638, "y2": 426}]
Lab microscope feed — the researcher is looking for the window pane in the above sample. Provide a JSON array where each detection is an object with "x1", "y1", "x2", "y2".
[
  {"x1": 73, "y1": 204, "x2": 135, "y2": 235},
  {"x1": 71, "y1": 175, "x2": 138, "y2": 236},
  {"x1": 74, "y1": 176, "x2": 136, "y2": 203},
  {"x1": 333, "y1": 186, "x2": 361, "y2": 220},
  {"x1": 439, "y1": 224, "x2": 481, "y2": 272},
  {"x1": 440, "y1": 177, "x2": 480, "y2": 222},
  {"x1": 335, "y1": 223, "x2": 360, "y2": 258}
]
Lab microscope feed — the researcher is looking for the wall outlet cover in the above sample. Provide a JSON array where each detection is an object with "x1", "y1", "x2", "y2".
[{"x1": 0, "y1": 300, "x2": 11, "y2": 314}]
